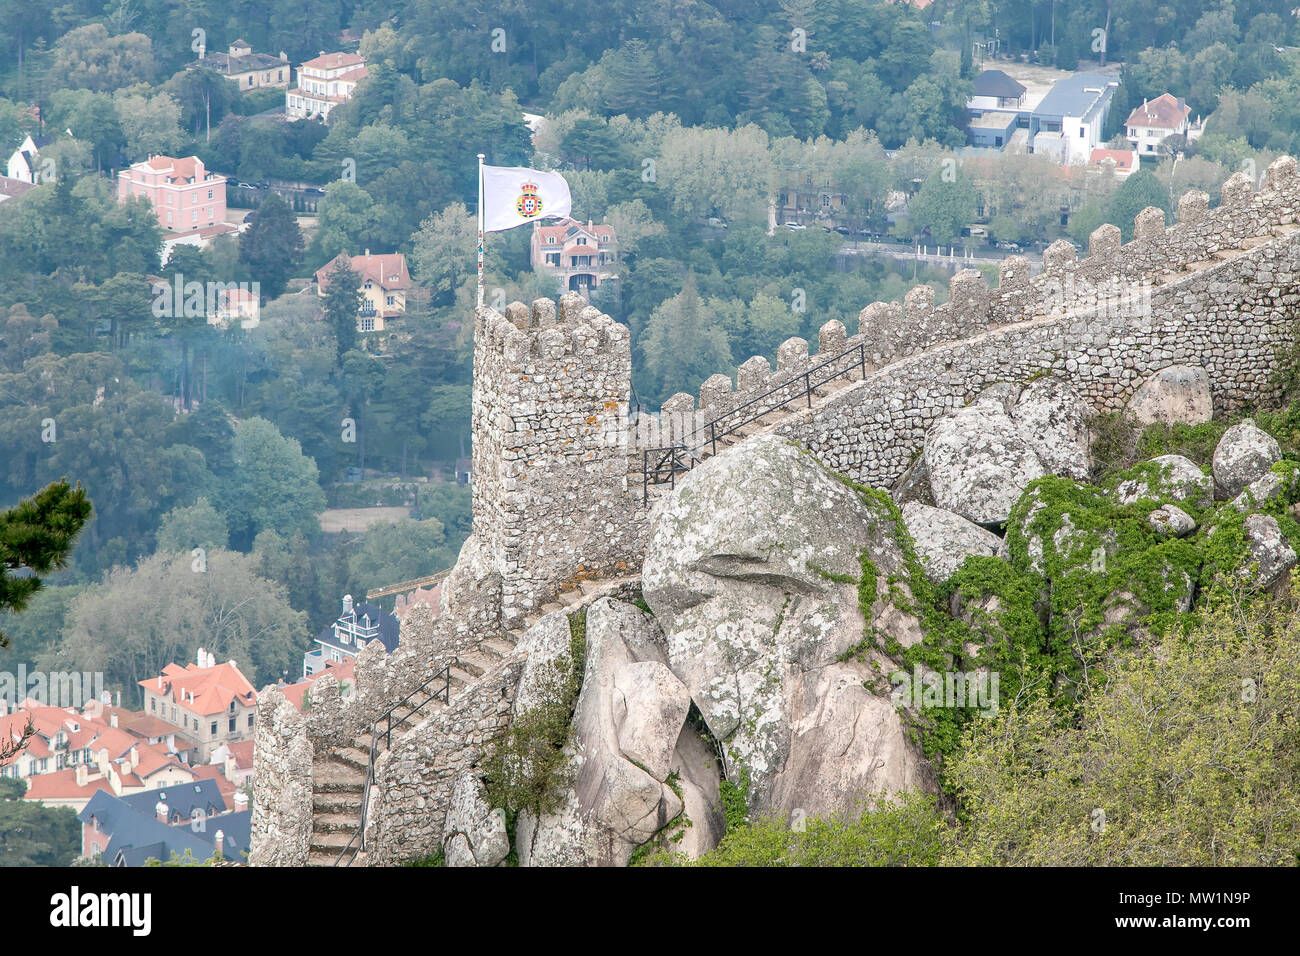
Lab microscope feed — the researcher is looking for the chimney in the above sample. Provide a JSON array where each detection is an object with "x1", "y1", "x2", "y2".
[
  {"x1": 197, "y1": 646, "x2": 207, "y2": 667},
  {"x1": 109, "y1": 712, "x2": 117, "y2": 728},
  {"x1": 233, "y1": 791, "x2": 249, "y2": 812},
  {"x1": 280, "y1": 50, "x2": 288, "y2": 61},
  {"x1": 155, "y1": 801, "x2": 168, "y2": 823},
  {"x1": 115, "y1": 690, "x2": 120, "y2": 708},
  {"x1": 364, "y1": 248, "x2": 370, "y2": 257},
  {"x1": 342, "y1": 594, "x2": 354, "y2": 616},
  {"x1": 76, "y1": 764, "x2": 88, "y2": 787},
  {"x1": 214, "y1": 830, "x2": 225, "y2": 855}
]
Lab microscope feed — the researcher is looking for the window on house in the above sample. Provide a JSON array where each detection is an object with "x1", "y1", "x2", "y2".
[
  {"x1": 210, "y1": 721, "x2": 217, "y2": 735},
  {"x1": 360, "y1": 317, "x2": 376, "y2": 333},
  {"x1": 208, "y1": 189, "x2": 213, "y2": 199},
  {"x1": 386, "y1": 295, "x2": 395, "y2": 305},
  {"x1": 1079, "y1": 127, "x2": 1086, "y2": 138},
  {"x1": 228, "y1": 718, "x2": 236, "y2": 732},
  {"x1": 248, "y1": 715, "x2": 255, "y2": 728}
]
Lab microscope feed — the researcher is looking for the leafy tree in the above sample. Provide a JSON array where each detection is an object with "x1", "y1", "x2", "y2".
[
  {"x1": 53, "y1": 548, "x2": 307, "y2": 691},
  {"x1": 639, "y1": 273, "x2": 733, "y2": 404},
  {"x1": 0, "y1": 481, "x2": 92, "y2": 649},
  {"x1": 907, "y1": 164, "x2": 978, "y2": 245},
  {"x1": 52, "y1": 24, "x2": 154, "y2": 93},
  {"x1": 218, "y1": 417, "x2": 325, "y2": 548},
  {"x1": 947, "y1": 594, "x2": 1300, "y2": 865},
  {"x1": 113, "y1": 90, "x2": 185, "y2": 161},
  {"x1": 348, "y1": 519, "x2": 457, "y2": 596},
  {"x1": 0, "y1": 778, "x2": 79, "y2": 866},
  {"x1": 238, "y1": 193, "x2": 303, "y2": 301},
  {"x1": 410, "y1": 202, "x2": 477, "y2": 306},
  {"x1": 1105, "y1": 169, "x2": 1171, "y2": 241},
  {"x1": 156, "y1": 497, "x2": 229, "y2": 553}
]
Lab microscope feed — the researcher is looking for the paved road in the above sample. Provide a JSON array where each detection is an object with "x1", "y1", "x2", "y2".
[{"x1": 838, "y1": 239, "x2": 1044, "y2": 270}]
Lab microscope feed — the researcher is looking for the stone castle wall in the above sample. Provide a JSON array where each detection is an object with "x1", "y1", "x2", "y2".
[
  {"x1": 472, "y1": 291, "x2": 648, "y2": 627},
  {"x1": 250, "y1": 157, "x2": 1300, "y2": 867},
  {"x1": 774, "y1": 226, "x2": 1300, "y2": 487}
]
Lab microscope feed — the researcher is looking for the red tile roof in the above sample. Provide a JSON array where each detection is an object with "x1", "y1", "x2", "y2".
[
  {"x1": 1125, "y1": 94, "x2": 1191, "y2": 131},
  {"x1": 23, "y1": 768, "x2": 113, "y2": 802},
  {"x1": 139, "y1": 661, "x2": 256, "y2": 717},
  {"x1": 533, "y1": 218, "x2": 615, "y2": 245},
  {"x1": 282, "y1": 659, "x2": 355, "y2": 712},
  {"x1": 302, "y1": 52, "x2": 364, "y2": 70},
  {"x1": 315, "y1": 252, "x2": 410, "y2": 293},
  {"x1": 1090, "y1": 148, "x2": 1138, "y2": 170}
]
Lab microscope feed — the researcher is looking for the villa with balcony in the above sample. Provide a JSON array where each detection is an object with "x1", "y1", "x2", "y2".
[{"x1": 530, "y1": 218, "x2": 617, "y2": 293}]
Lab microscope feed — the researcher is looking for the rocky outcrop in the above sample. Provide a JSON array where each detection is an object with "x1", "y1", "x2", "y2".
[
  {"x1": 1114, "y1": 455, "x2": 1214, "y2": 510},
  {"x1": 925, "y1": 402, "x2": 1047, "y2": 526},
  {"x1": 920, "y1": 378, "x2": 1092, "y2": 527},
  {"x1": 1148, "y1": 504, "x2": 1197, "y2": 537},
  {"x1": 442, "y1": 772, "x2": 510, "y2": 867},
  {"x1": 1212, "y1": 420, "x2": 1282, "y2": 500},
  {"x1": 902, "y1": 501, "x2": 1002, "y2": 582},
  {"x1": 1126, "y1": 364, "x2": 1213, "y2": 426},
  {"x1": 516, "y1": 598, "x2": 707, "y2": 866},
  {"x1": 1242, "y1": 513, "x2": 1297, "y2": 589},
  {"x1": 642, "y1": 434, "x2": 933, "y2": 821},
  {"x1": 1013, "y1": 377, "x2": 1093, "y2": 480}
]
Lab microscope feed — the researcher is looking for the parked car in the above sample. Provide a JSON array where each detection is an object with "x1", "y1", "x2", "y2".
[
  {"x1": 783, "y1": 222, "x2": 807, "y2": 230},
  {"x1": 305, "y1": 186, "x2": 326, "y2": 195},
  {"x1": 995, "y1": 240, "x2": 1022, "y2": 252}
]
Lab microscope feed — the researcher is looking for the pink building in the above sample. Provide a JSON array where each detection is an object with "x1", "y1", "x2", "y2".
[{"x1": 117, "y1": 155, "x2": 227, "y2": 233}]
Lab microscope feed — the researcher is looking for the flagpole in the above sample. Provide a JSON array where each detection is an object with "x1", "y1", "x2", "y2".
[{"x1": 476, "y1": 153, "x2": 485, "y2": 309}]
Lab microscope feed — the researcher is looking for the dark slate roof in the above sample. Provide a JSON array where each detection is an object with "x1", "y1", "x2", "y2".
[
  {"x1": 188, "y1": 809, "x2": 252, "y2": 859},
  {"x1": 119, "y1": 778, "x2": 228, "y2": 823},
  {"x1": 80, "y1": 786, "x2": 239, "y2": 866},
  {"x1": 314, "y1": 602, "x2": 400, "y2": 654},
  {"x1": 973, "y1": 69, "x2": 1026, "y2": 99},
  {"x1": 1033, "y1": 73, "x2": 1117, "y2": 119}
]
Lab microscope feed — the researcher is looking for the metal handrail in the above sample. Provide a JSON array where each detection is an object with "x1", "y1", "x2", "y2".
[
  {"x1": 642, "y1": 445, "x2": 688, "y2": 504},
  {"x1": 333, "y1": 661, "x2": 452, "y2": 866},
  {"x1": 639, "y1": 340, "x2": 868, "y2": 503},
  {"x1": 686, "y1": 341, "x2": 867, "y2": 456}
]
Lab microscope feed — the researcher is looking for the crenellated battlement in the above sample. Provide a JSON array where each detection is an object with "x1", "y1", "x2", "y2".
[
  {"x1": 476, "y1": 291, "x2": 629, "y2": 368},
  {"x1": 653, "y1": 157, "x2": 1300, "y2": 432}
]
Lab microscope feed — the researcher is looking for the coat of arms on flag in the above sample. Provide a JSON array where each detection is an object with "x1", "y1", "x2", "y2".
[
  {"x1": 516, "y1": 181, "x2": 543, "y2": 218},
  {"x1": 481, "y1": 164, "x2": 571, "y2": 232}
]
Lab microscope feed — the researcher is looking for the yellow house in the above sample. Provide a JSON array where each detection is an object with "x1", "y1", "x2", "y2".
[{"x1": 315, "y1": 250, "x2": 411, "y2": 333}]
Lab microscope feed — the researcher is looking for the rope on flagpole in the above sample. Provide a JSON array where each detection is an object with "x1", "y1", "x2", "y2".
[{"x1": 477, "y1": 153, "x2": 485, "y2": 309}]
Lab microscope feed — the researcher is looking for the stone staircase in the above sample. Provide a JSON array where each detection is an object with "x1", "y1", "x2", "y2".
[
  {"x1": 306, "y1": 571, "x2": 646, "y2": 865},
  {"x1": 307, "y1": 640, "x2": 516, "y2": 866}
]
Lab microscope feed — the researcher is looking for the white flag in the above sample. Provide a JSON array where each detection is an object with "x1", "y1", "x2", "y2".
[{"x1": 481, "y1": 165, "x2": 572, "y2": 232}]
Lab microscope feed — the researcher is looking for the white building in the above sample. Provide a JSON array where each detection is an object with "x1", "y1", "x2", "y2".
[
  {"x1": 1029, "y1": 74, "x2": 1119, "y2": 166},
  {"x1": 285, "y1": 51, "x2": 367, "y2": 122},
  {"x1": 1125, "y1": 94, "x2": 1204, "y2": 157}
]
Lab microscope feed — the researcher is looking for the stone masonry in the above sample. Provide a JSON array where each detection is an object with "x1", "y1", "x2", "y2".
[{"x1": 251, "y1": 157, "x2": 1300, "y2": 867}]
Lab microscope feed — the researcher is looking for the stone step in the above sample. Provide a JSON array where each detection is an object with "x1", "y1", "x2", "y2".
[
  {"x1": 306, "y1": 847, "x2": 365, "y2": 867},
  {"x1": 456, "y1": 652, "x2": 491, "y2": 678},
  {"x1": 313, "y1": 811, "x2": 362, "y2": 834},
  {"x1": 481, "y1": 636, "x2": 516, "y2": 660},
  {"x1": 448, "y1": 665, "x2": 477, "y2": 686},
  {"x1": 309, "y1": 829, "x2": 357, "y2": 853},
  {"x1": 334, "y1": 747, "x2": 370, "y2": 773},
  {"x1": 313, "y1": 791, "x2": 362, "y2": 813},
  {"x1": 313, "y1": 760, "x2": 365, "y2": 792},
  {"x1": 538, "y1": 601, "x2": 564, "y2": 615}
]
